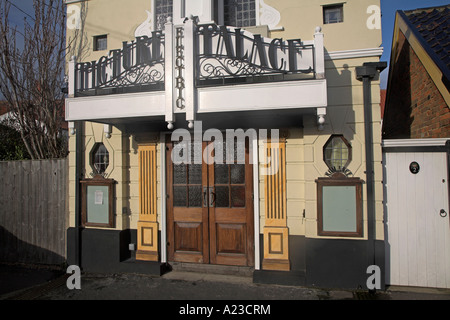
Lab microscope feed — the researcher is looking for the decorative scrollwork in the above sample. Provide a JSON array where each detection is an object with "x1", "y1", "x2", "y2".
[
  {"x1": 98, "y1": 63, "x2": 164, "y2": 89},
  {"x1": 200, "y1": 57, "x2": 268, "y2": 78},
  {"x1": 198, "y1": 56, "x2": 313, "y2": 80}
]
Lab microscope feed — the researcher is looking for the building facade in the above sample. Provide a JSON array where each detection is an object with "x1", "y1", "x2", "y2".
[
  {"x1": 65, "y1": 0, "x2": 385, "y2": 290},
  {"x1": 382, "y1": 6, "x2": 450, "y2": 289}
]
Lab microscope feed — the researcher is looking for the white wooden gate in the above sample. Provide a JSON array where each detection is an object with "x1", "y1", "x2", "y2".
[{"x1": 384, "y1": 139, "x2": 450, "y2": 289}]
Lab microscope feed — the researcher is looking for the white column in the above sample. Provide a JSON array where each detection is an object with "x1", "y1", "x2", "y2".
[
  {"x1": 184, "y1": 17, "x2": 196, "y2": 128},
  {"x1": 165, "y1": 18, "x2": 175, "y2": 129},
  {"x1": 68, "y1": 56, "x2": 76, "y2": 98},
  {"x1": 253, "y1": 134, "x2": 260, "y2": 270},
  {"x1": 314, "y1": 27, "x2": 325, "y2": 79},
  {"x1": 160, "y1": 133, "x2": 167, "y2": 263}
]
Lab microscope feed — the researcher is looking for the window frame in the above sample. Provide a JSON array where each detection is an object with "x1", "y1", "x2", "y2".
[
  {"x1": 80, "y1": 176, "x2": 115, "y2": 228},
  {"x1": 323, "y1": 4, "x2": 344, "y2": 24},
  {"x1": 90, "y1": 143, "x2": 110, "y2": 176},
  {"x1": 93, "y1": 34, "x2": 108, "y2": 51},
  {"x1": 323, "y1": 135, "x2": 352, "y2": 172},
  {"x1": 316, "y1": 177, "x2": 363, "y2": 237}
]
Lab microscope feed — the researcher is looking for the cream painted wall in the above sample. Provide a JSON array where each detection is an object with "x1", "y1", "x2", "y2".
[
  {"x1": 285, "y1": 55, "x2": 384, "y2": 240},
  {"x1": 266, "y1": 0, "x2": 382, "y2": 52},
  {"x1": 66, "y1": 0, "x2": 150, "y2": 63},
  {"x1": 67, "y1": 1, "x2": 384, "y2": 241}
]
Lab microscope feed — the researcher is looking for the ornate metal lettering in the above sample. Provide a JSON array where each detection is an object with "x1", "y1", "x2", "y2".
[
  {"x1": 196, "y1": 24, "x2": 315, "y2": 85},
  {"x1": 75, "y1": 32, "x2": 165, "y2": 96},
  {"x1": 175, "y1": 27, "x2": 185, "y2": 110}
]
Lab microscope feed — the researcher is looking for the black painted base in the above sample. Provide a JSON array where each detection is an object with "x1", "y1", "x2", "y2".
[
  {"x1": 67, "y1": 228, "x2": 166, "y2": 276},
  {"x1": 255, "y1": 235, "x2": 386, "y2": 290},
  {"x1": 67, "y1": 229, "x2": 385, "y2": 290}
]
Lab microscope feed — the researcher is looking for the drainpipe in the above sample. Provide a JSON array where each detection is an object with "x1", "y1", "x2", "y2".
[
  {"x1": 74, "y1": 121, "x2": 83, "y2": 269},
  {"x1": 356, "y1": 61, "x2": 386, "y2": 290}
]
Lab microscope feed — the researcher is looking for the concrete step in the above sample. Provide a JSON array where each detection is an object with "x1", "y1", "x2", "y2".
[{"x1": 169, "y1": 262, "x2": 254, "y2": 277}]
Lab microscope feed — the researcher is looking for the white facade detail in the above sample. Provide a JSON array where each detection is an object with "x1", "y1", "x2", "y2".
[
  {"x1": 135, "y1": 10, "x2": 154, "y2": 37},
  {"x1": 259, "y1": 0, "x2": 282, "y2": 31}
]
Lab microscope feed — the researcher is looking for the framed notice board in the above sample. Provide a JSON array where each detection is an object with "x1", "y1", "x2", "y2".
[
  {"x1": 81, "y1": 176, "x2": 115, "y2": 228},
  {"x1": 316, "y1": 177, "x2": 363, "y2": 237}
]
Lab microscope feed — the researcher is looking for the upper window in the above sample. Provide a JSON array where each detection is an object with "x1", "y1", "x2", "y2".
[
  {"x1": 93, "y1": 35, "x2": 107, "y2": 51},
  {"x1": 323, "y1": 135, "x2": 351, "y2": 171},
  {"x1": 323, "y1": 4, "x2": 344, "y2": 24},
  {"x1": 91, "y1": 143, "x2": 110, "y2": 175},
  {"x1": 155, "y1": 0, "x2": 173, "y2": 31},
  {"x1": 224, "y1": 0, "x2": 256, "y2": 27}
]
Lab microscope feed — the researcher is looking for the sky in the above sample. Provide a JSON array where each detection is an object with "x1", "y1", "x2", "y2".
[{"x1": 3, "y1": 0, "x2": 450, "y2": 90}]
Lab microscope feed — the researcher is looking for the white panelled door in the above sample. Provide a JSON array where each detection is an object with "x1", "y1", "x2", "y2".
[{"x1": 384, "y1": 151, "x2": 450, "y2": 289}]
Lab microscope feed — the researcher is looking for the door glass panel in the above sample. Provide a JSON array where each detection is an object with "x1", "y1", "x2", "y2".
[
  {"x1": 230, "y1": 164, "x2": 245, "y2": 184},
  {"x1": 189, "y1": 164, "x2": 202, "y2": 184},
  {"x1": 189, "y1": 142, "x2": 203, "y2": 185},
  {"x1": 189, "y1": 186, "x2": 202, "y2": 207},
  {"x1": 173, "y1": 186, "x2": 187, "y2": 207},
  {"x1": 231, "y1": 186, "x2": 246, "y2": 207},
  {"x1": 214, "y1": 164, "x2": 229, "y2": 184},
  {"x1": 174, "y1": 165, "x2": 187, "y2": 184},
  {"x1": 215, "y1": 186, "x2": 230, "y2": 208}
]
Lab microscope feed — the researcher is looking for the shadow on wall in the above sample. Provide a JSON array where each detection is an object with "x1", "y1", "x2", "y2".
[
  {"x1": 382, "y1": 32, "x2": 412, "y2": 139},
  {"x1": 322, "y1": 51, "x2": 355, "y2": 143},
  {"x1": 0, "y1": 226, "x2": 65, "y2": 266}
]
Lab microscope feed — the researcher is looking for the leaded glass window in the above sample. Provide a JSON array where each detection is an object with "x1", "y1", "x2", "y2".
[
  {"x1": 224, "y1": 0, "x2": 256, "y2": 27},
  {"x1": 156, "y1": 0, "x2": 173, "y2": 31},
  {"x1": 323, "y1": 135, "x2": 351, "y2": 171},
  {"x1": 91, "y1": 143, "x2": 109, "y2": 175}
]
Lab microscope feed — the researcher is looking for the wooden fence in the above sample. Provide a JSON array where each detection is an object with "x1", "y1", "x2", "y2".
[{"x1": 0, "y1": 159, "x2": 68, "y2": 266}]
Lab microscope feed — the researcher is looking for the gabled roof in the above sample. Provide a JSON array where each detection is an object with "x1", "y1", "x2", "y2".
[
  {"x1": 403, "y1": 5, "x2": 450, "y2": 86},
  {"x1": 388, "y1": 5, "x2": 450, "y2": 106}
]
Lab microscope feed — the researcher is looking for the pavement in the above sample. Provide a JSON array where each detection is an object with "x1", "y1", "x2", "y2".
[{"x1": 1, "y1": 263, "x2": 450, "y2": 303}]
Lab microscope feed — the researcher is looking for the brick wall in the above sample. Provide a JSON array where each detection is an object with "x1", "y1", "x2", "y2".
[
  {"x1": 383, "y1": 31, "x2": 449, "y2": 139},
  {"x1": 409, "y1": 43, "x2": 449, "y2": 138}
]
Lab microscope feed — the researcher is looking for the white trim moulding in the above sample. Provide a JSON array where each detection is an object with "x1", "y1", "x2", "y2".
[{"x1": 325, "y1": 47, "x2": 384, "y2": 60}]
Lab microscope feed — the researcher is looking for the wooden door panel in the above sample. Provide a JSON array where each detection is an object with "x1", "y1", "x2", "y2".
[
  {"x1": 174, "y1": 222, "x2": 203, "y2": 252},
  {"x1": 215, "y1": 223, "x2": 246, "y2": 254}
]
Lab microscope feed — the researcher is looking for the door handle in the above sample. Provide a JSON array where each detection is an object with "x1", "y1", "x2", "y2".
[
  {"x1": 203, "y1": 187, "x2": 208, "y2": 208},
  {"x1": 209, "y1": 187, "x2": 215, "y2": 208},
  {"x1": 440, "y1": 209, "x2": 447, "y2": 218}
]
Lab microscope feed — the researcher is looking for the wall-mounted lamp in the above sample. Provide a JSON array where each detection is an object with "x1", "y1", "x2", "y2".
[
  {"x1": 317, "y1": 107, "x2": 326, "y2": 131},
  {"x1": 104, "y1": 124, "x2": 112, "y2": 139}
]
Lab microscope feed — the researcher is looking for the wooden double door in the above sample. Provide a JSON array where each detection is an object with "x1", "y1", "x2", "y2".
[{"x1": 167, "y1": 139, "x2": 254, "y2": 267}]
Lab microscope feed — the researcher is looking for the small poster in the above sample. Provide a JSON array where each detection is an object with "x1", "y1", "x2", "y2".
[{"x1": 95, "y1": 190, "x2": 103, "y2": 205}]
